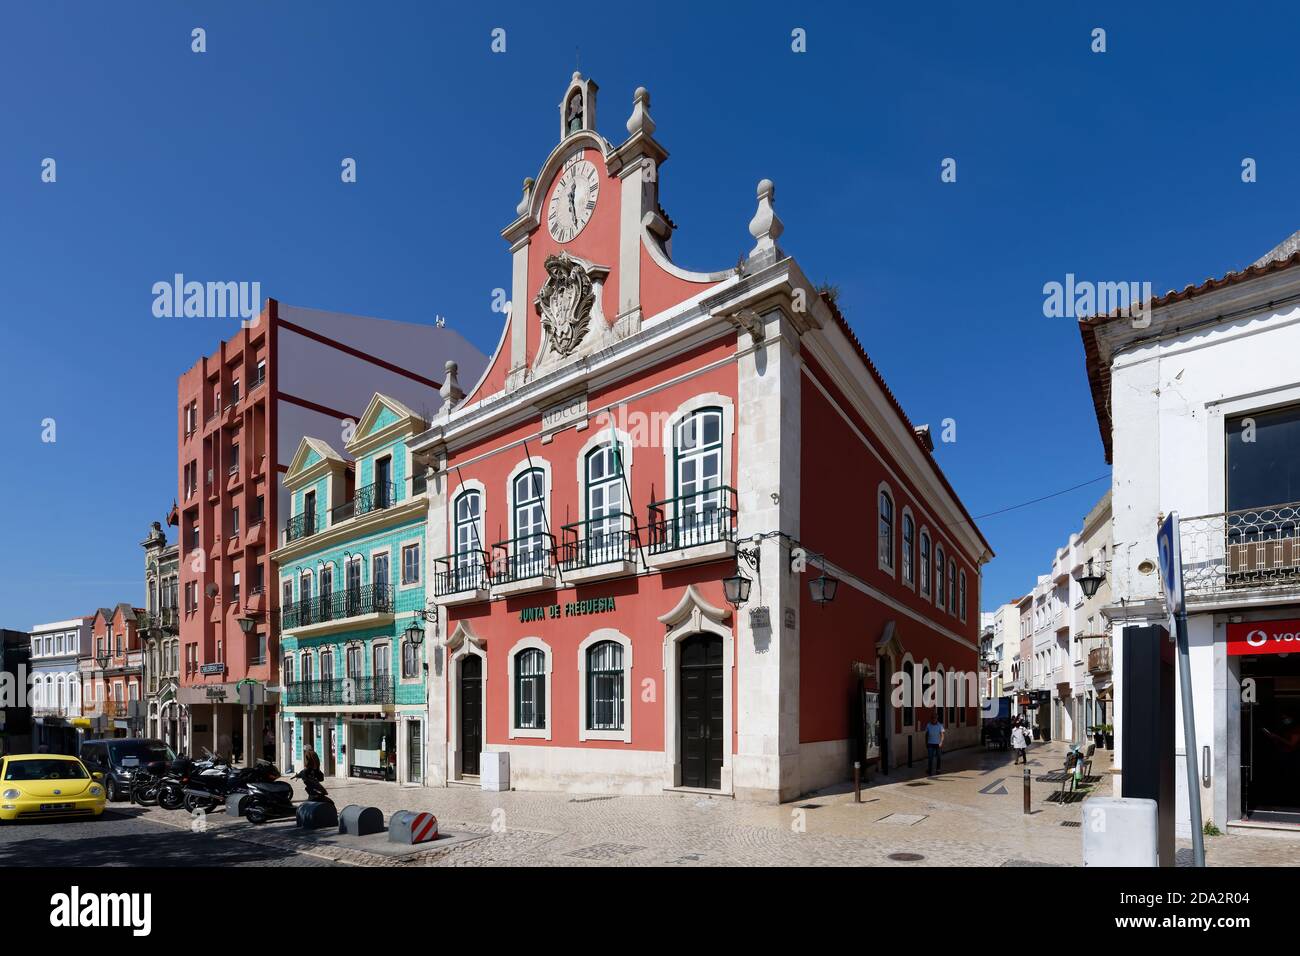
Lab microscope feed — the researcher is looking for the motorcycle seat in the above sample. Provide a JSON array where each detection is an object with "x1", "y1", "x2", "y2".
[{"x1": 250, "y1": 781, "x2": 294, "y2": 798}]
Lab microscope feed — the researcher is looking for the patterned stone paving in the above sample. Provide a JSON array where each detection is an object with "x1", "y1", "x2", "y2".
[{"x1": 122, "y1": 741, "x2": 1300, "y2": 867}]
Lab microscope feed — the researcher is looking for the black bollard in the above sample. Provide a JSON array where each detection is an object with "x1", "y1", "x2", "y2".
[{"x1": 1023, "y1": 767, "x2": 1031, "y2": 814}]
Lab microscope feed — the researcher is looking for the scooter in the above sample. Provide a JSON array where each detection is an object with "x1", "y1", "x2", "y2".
[{"x1": 243, "y1": 768, "x2": 333, "y2": 825}]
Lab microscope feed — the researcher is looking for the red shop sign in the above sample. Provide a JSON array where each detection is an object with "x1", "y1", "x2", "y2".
[{"x1": 1226, "y1": 619, "x2": 1300, "y2": 656}]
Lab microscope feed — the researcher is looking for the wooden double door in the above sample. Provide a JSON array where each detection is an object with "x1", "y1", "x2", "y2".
[{"x1": 680, "y1": 633, "x2": 724, "y2": 790}]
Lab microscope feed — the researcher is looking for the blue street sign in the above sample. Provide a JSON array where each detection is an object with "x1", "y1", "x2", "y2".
[{"x1": 1157, "y1": 512, "x2": 1184, "y2": 616}]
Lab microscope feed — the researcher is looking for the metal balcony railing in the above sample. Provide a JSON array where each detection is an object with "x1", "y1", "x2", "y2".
[
  {"x1": 329, "y1": 481, "x2": 397, "y2": 525},
  {"x1": 492, "y1": 533, "x2": 556, "y2": 584},
  {"x1": 284, "y1": 510, "x2": 321, "y2": 544},
  {"x1": 1088, "y1": 645, "x2": 1112, "y2": 675},
  {"x1": 281, "y1": 583, "x2": 392, "y2": 629},
  {"x1": 434, "y1": 551, "x2": 491, "y2": 596},
  {"x1": 283, "y1": 676, "x2": 395, "y2": 707},
  {"x1": 1179, "y1": 501, "x2": 1300, "y2": 594},
  {"x1": 647, "y1": 486, "x2": 737, "y2": 554},
  {"x1": 558, "y1": 513, "x2": 637, "y2": 571}
]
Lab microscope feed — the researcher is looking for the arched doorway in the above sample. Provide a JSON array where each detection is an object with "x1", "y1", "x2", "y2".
[
  {"x1": 460, "y1": 655, "x2": 483, "y2": 777},
  {"x1": 679, "y1": 633, "x2": 724, "y2": 789}
]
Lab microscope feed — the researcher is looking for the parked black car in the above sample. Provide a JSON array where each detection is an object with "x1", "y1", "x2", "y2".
[{"x1": 78, "y1": 738, "x2": 177, "y2": 802}]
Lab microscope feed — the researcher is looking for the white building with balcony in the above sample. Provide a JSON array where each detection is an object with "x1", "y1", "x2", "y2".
[{"x1": 1081, "y1": 230, "x2": 1300, "y2": 832}]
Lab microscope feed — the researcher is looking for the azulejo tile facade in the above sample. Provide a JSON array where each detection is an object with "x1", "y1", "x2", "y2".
[{"x1": 271, "y1": 393, "x2": 434, "y2": 785}]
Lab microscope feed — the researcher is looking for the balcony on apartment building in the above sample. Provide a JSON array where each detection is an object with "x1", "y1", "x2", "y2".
[
  {"x1": 283, "y1": 481, "x2": 398, "y2": 545},
  {"x1": 282, "y1": 675, "x2": 396, "y2": 708},
  {"x1": 1088, "y1": 645, "x2": 1113, "y2": 676},
  {"x1": 281, "y1": 583, "x2": 393, "y2": 636},
  {"x1": 149, "y1": 606, "x2": 180, "y2": 634},
  {"x1": 491, "y1": 532, "x2": 557, "y2": 597},
  {"x1": 1180, "y1": 500, "x2": 1300, "y2": 600},
  {"x1": 646, "y1": 486, "x2": 737, "y2": 569},
  {"x1": 558, "y1": 513, "x2": 639, "y2": 583},
  {"x1": 434, "y1": 550, "x2": 491, "y2": 605}
]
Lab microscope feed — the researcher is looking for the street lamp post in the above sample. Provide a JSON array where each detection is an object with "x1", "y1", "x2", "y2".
[{"x1": 402, "y1": 602, "x2": 438, "y2": 787}]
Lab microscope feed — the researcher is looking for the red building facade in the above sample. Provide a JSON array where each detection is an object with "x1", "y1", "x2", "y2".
[
  {"x1": 84, "y1": 604, "x2": 145, "y2": 727},
  {"x1": 410, "y1": 75, "x2": 992, "y2": 801}
]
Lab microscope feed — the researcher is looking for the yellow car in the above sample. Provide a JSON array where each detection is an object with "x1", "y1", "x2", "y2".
[{"x1": 0, "y1": 754, "x2": 107, "y2": 822}]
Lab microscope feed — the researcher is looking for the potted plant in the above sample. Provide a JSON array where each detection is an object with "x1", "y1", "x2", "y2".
[
  {"x1": 1102, "y1": 724, "x2": 1114, "y2": 749},
  {"x1": 1090, "y1": 725, "x2": 1105, "y2": 750}
]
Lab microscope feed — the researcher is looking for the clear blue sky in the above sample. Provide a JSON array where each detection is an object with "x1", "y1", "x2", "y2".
[{"x1": 2, "y1": 2, "x2": 1296, "y2": 629}]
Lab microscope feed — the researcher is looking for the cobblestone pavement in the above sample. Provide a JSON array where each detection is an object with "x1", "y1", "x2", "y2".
[{"x1": 126, "y1": 742, "x2": 1300, "y2": 866}]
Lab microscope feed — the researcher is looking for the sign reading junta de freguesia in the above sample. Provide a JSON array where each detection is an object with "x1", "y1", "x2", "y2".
[{"x1": 519, "y1": 596, "x2": 617, "y2": 623}]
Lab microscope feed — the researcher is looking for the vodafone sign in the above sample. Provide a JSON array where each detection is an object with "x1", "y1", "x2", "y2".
[{"x1": 1227, "y1": 619, "x2": 1300, "y2": 656}]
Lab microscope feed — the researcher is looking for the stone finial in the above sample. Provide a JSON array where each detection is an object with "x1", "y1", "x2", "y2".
[
  {"x1": 440, "y1": 360, "x2": 465, "y2": 410},
  {"x1": 517, "y1": 177, "x2": 534, "y2": 218},
  {"x1": 748, "y1": 179, "x2": 784, "y2": 260},
  {"x1": 626, "y1": 86, "x2": 655, "y2": 137}
]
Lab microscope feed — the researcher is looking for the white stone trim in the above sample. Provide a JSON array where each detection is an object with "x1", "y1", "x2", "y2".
[
  {"x1": 658, "y1": 585, "x2": 734, "y2": 793},
  {"x1": 446, "y1": 621, "x2": 488, "y2": 779},
  {"x1": 577, "y1": 627, "x2": 633, "y2": 743},
  {"x1": 506, "y1": 637, "x2": 552, "y2": 741},
  {"x1": 397, "y1": 535, "x2": 423, "y2": 591}
]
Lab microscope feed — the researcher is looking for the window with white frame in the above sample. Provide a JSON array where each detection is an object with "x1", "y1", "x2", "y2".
[
  {"x1": 402, "y1": 638, "x2": 419, "y2": 679},
  {"x1": 283, "y1": 655, "x2": 295, "y2": 685},
  {"x1": 401, "y1": 543, "x2": 421, "y2": 585},
  {"x1": 920, "y1": 532, "x2": 932, "y2": 596},
  {"x1": 586, "y1": 444, "x2": 625, "y2": 548},
  {"x1": 878, "y1": 489, "x2": 895, "y2": 571},
  {"x1": 947, "y1": 559, "x2": 956, "y2": 614},
  {"x1": 959, "y1": 570, "x2": 967, "y2": 621},
  {"x1": 512, "y1": 469, "x2": 546, "y2": 572},
  {"x1": 902, "y1": 513, "x2": 915, "y2": 585},
  {"x1": 675, "y1": 408, "x2": 723, "y2": 545},
  {"x1": 934, "y1": 544, "x2": 946, "y2": 606},
  {"x1": 453, "y1": 489, "x2": 483, "y2": 587}
]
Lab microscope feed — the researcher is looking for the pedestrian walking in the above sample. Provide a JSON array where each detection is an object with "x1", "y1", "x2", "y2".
[
  {"x1": 1011, "y1": 719, "x2": 1028, "y2": 764},
  {"x1": 925, "y1": 712, "x2": 946, "y2": 776},
  {"x1": 302, "y1": 740, "x2": 322, "y2": 784}
]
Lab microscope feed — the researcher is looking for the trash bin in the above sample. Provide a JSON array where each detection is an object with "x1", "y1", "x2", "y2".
[
  {"x1": 339, "y1": 804, "x2": 385, "y2": 836},
  {"x1": 388, "y1": 809, "x2": 439, "y2": 844}
]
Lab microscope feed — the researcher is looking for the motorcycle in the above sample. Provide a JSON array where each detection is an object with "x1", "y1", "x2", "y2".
[
  {"x1": 157, "y1": 751, "x2": 234, "y2": 812},
  {"x1": 127, "y1": 760, "x2": 168, "y2": 806},
  {"x1": 242, "y1": 768, "x2": 333, "y2": 825}
]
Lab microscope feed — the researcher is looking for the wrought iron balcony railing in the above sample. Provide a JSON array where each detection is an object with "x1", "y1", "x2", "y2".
[
  {"x1": 647, "y1": 486, "x2": 737, "y2": 554},
  {"x1": 329, "y1": 481, "x2": 397, "y2": 525},
  {"x1": 1179, "y1": 500, "x2": 1300, "y2": 594},
  {"x1": 434, "y1": 551, "x2": 491, "y2": 596},
  {"x1": 558, "y1": 513, "x2": 638, "y2": 571},
  {"x1": 281, "y1": 583, "x2": 392, "y2": 629},
  {"x1": 284, "y1": 510, "x2": 322, "y2": 544},
  {"x1": 492, "y1": 532, "x2": 556, "y2": 584},
  {"x1": 283, "y1": 676, "x2": 395, "y2": 707}
]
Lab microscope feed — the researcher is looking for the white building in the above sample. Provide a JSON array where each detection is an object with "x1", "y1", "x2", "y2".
[
  {"x1": 1081, "y1": 231, "x2": 1300, "y2": 832},
  {"x1": 28, "y1": 617, "x2": 92, "y2": 718}
]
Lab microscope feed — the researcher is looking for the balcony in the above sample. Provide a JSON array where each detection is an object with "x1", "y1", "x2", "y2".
[
  {"x1": 284, "y1": 510, "x2": 321, "y2": 544},
  {"x1": 434, "y1": 551, "x2": 491, "y2": 605},
  {"x1": 281, "y1": 583, "x2": 393, "y2": 635},
  {"x1": 491, "y1": 533, "x2": 556, "y2": 596},
  {"x1": 283, "y1": 676, "x2": 395, "y2": 708},
  {"x1": 1088, "y1": 645, "x2": 1112, "y2": 676},
  {"x1": 558, "y1": 513, "x2": 639, "y2": 583},
  {"x1": 329, "y1": 481, "x2": 397, "y2": 525},
  {"x1": 1180, "y1": 501, "x2": 1300, "y2": 597},
  {"x1": 646, "y1": 486, "x2": 737, "y2": 570},
  {"x1": 149, "y1": 606, "x2": 180, "y2": 633}
]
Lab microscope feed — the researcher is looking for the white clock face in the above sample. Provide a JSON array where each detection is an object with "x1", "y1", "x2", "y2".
[{"x1": 547, "y1": 159, "x2": 600, "y2": 243}]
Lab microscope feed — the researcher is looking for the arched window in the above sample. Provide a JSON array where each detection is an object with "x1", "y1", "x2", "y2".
[
  {"x1": 958, "y1": 570, "x2": 968, "y2": 621},
  {"x1": 920, "y1": 531, "x2": 932, "y2": 597},
  {"x1": 586, "y1": 444, "x2": 625, "y2": 550},
  {"x1": 675, "y1": 408, "x2": 724, "y2": 545},
  {"x1": 453, "y1": 489, "x2": 483, "y2": 587},
  {"x1": 902, "y1": 659, "x2": 915, "y2": 727},
  {"x1": 948, "y1": 559, "x2": 957, "y2": 614},
  {"x1": 514, "y1": 648, "x2": 546, "y2": 730},
  {"x1": 902, "y1": 513, "x2": 915, "y2": 586},
  {"x1": 935, "y1": 545, "x2": 946, "y2": 607},
  {"x1": 586, "y1": 640, "x2": 624, "y2": 731},
  {"x1": 878, "y1": 489, "x2": 895, "y2": 571},
  {"x1": 512, "y1": 469, "x2": 547, "y2": 575}
]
